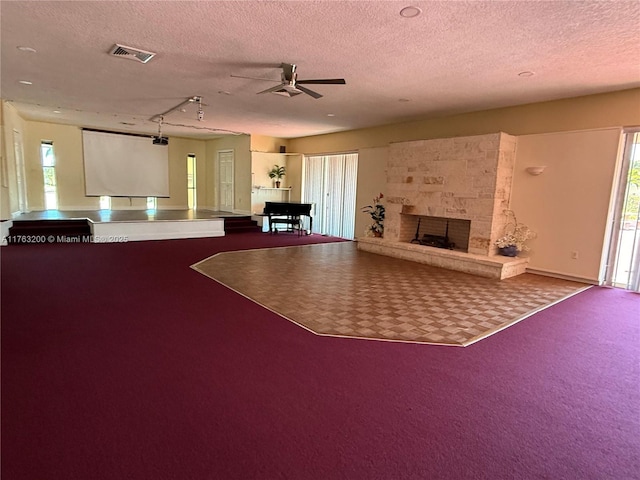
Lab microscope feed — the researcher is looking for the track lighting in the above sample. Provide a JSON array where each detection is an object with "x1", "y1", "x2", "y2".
[{"x1": 196, "y1": 97, "x2": 204, "y2": 121}]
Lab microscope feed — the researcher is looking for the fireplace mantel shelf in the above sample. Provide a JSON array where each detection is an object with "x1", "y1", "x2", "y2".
[{"x1": 357, "y1": 237, "x2": 529, "y2": 279}]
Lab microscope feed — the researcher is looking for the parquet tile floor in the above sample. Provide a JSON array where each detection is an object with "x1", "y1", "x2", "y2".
[{"x1": 192, "y1": 242, "x2": 590, "y2": 346}]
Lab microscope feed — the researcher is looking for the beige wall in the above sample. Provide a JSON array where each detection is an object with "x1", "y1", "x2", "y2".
[
  {"x1": 289, "y1": 88, "x2": 640, "y2": 153},
  {"x1": 1, "y1": 101, "x2": 246, "y2": 215},
  {"x1": 286, "y1": 154, "x2": 303, "y2": 202},
  {"x1": 355, "y1": 147, "x2": 388, "y2": 237},
  {"x1": 250, "y1": 152, "x2": 300, "y2": 214},
  {"x1": 250, "y1": 135, "x2": 289, "y2": 153},
  {"x1": 251, "y1": 152, "x2": 289, "y2": 188},
  {"x1": 24, "y1": 122, "x2": 87, "y2": 209},
  {"x1": 512, "y1": 128, "x2": 623, "y2": 281},
  {"x1": 20, "y1": 119, "x2": 207, "y2": 210},
  {"x1": 158, "y1": 136, "x2": 207, "y2": 210}
]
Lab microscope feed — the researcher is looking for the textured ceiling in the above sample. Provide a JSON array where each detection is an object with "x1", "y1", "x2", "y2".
[{"x1": 1, "y1": 0, "x2": 639, "y2": 140}]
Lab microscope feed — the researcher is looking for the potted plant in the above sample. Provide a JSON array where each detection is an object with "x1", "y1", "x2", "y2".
[
  {"x1": 361, "y1": 193, "x2": 385, "y2": 237},
  {"x1": 494, "y1": 210, "x2": 535, "y2": 256},
  {"x1": 268, "y1": 165, "x2": 286, "y2": 188}
]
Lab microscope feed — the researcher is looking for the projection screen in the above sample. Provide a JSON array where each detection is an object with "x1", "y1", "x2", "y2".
[{"x1": 83, "y1": 130, "x2": 170, "y2": 197}]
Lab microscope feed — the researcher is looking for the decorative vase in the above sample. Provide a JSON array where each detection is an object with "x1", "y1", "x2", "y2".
[
  {"x1": 499, "y1": 245, "x2": 518, "y2": 257},
  {"x1": 373, "y1": 231, "x2": 382, "y2": 238},
  {"x1": 275, "y1": 181, "x2": 281, "y2": 188}
]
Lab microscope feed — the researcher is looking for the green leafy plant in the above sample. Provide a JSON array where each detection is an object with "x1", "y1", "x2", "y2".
[
  {"x1": 268, "y1": 165, "x2": 286, "y2": 180},
  {"x1": 362, "y1": 193, "x2": 385, "y2": 236}
]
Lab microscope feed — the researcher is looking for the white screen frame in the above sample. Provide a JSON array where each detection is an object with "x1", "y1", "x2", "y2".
[{"x1": 83, "y1": 130, "x2": 170, "y2": 197}]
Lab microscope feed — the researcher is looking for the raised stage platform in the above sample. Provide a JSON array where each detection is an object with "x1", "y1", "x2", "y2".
[{"x1": 2, "y1": 209, "x2": 233, "y2": 244}]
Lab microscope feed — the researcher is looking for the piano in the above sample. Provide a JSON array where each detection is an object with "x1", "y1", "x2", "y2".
[{"x1": 263, "y1": 201, "x2": 313, "y2": 235}]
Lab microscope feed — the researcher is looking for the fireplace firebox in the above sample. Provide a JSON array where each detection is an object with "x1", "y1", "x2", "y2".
[{"x1": 401, "y1": 215, "x2": 471, "y2": 252}]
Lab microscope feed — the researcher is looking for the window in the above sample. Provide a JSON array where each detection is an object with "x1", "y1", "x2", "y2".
[
  {"x1": 187, "y1": 154, "x2": 197, "y2": 209},
  {"x1": 40, "y1": 141, "x2": 58, "y2": 210},
  {"x1": 147, "y1": 197, "x2": 157, "y2": 210},
  {"x1": 99, "y1": 196, "x2": 111, "y2": 210}
]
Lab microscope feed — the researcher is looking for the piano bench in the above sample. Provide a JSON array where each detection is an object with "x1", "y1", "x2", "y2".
[{"x1": 270, "y1": 217, "x2": 304, "y2": 235}]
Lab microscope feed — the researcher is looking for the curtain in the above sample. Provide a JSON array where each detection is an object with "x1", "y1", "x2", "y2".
[{"x1": 302, "y1": 153, "x2": 358, "y2": 239}]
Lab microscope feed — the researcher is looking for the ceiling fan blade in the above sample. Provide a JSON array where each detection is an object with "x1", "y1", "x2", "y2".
[
  {"x1": 230, "y1": 74, "x2": 280, "y2": 83},
  {"x1": 295, "y1": 85, "x2": 323, "y2": 99},
  {"x1": 257, "y1": 84, "x2": 286, "y2": 95},
  {"x1": 297, "y1": 79, "x2": 346, "y2": 85}
]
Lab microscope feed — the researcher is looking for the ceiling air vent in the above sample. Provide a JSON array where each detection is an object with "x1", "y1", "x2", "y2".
[{"x1": 109, "y1": 44, "x2": 156, "y2": 64}]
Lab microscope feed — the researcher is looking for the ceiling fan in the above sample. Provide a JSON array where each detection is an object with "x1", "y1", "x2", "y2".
[{"x1": 231, "y1": 63, "x2": 345, "y2": 99}]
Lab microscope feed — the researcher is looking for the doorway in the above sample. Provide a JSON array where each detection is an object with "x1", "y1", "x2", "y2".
[
  {"x1": 217, "y1": 150, "x2": 234, "y2": 212},
  {"x1": 302, "y1": 153, "x2": 358, "y2": 239},
  {"x1": 604, "y1": 130, "x2": 640, "y2": 291}
]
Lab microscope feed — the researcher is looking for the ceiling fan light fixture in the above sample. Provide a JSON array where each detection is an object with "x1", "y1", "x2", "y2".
[{"x1": 273, "y1": 89, "x2": 303, "y2": 98}]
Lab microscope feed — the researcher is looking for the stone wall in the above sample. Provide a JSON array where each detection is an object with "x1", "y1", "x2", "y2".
[{"x1": 384, "y1": 132, "x2": 516, "y2": 256}]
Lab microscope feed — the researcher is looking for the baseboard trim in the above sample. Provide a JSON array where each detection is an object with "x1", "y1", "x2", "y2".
[{"x1": 525, "y1": 268, "x2": 599, "y2": 285}]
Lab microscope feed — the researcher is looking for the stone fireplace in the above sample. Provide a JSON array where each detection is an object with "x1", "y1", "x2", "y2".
[
  {"x1": 357, "y1": 132, "x2": 529, "y2": 279},
  {"x1": 385, "y1": 132, "x2": 517, "y2": 254}
]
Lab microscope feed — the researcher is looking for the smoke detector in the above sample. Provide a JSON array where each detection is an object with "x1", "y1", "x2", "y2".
[{"x1": 109, "y1": 44, "x2": 156, "y2": 64}]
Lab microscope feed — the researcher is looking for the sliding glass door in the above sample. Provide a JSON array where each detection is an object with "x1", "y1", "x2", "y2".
[
  {"x1": 302, "y1": 153, "x2": 358, "y2": 239},
  {"x1": 604, "y1": 130, "x2": 640, "y2": 291}
]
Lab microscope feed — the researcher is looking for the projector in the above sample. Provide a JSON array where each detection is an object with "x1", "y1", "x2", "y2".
[{"x1": 152, "y1": 136, "x2": 168, "y2": 145}]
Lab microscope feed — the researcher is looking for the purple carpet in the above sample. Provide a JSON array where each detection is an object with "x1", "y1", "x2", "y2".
[{"x1": 2, "y1": 233, "x2": 639, "y2": 479}]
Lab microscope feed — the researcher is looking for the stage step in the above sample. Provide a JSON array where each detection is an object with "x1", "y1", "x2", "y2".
[
  {"x1": 7, "y1": 219, "x2": 92, "y2": 244},
  {"x1": 223, "y1": 216, "x2": 261, "y2": 234}
]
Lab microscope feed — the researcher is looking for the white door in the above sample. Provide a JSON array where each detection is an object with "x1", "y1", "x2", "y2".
[
  {"x1": 218, "y1": 150, "x2": 234, "y2": 212},
  {"x1": 13, "y1": 130, "x2": 28, "y2": 213}
]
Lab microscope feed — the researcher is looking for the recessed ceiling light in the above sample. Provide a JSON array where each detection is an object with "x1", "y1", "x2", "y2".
[
  {"x1": 17, "y1": 46, "x2": 37, "y2": 53},
  {"x1": 218, "y1": 90, "x2": 232, "y2": 96},
  {"x1": 18, "y1": 80, "x2": 33, "y2": 85},
  {"x1": 327, "y1": 113, "x2": 335, "y2": 117},
  {"x1": 400, "y1": 6, "x2": 422, "y2": 18},
  {"x1": 53, "y1": 110, "x2": 61, "y2": 114},
  {"x1": 518, "y1": 71, "x2": 535, "y2": 77}
]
